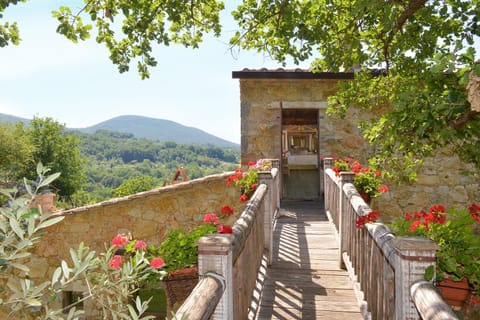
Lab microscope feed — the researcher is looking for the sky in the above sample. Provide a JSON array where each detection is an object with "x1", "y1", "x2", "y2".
[{"x1": 0, "y1": 1, "x2": 302, "y2": 144}]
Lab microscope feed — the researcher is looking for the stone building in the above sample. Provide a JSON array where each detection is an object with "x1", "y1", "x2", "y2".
[{"x1": 232, "y1": 68, "x2": 479, "y2": 219}]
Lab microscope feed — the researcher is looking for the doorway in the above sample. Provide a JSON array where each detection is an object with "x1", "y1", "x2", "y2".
[{"x1": 281, "y1": 109, "x2": 320, "y2": 200}]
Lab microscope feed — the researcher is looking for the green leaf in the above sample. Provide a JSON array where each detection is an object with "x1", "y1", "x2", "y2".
[
  {"x1": 52, "y1": 267, "x2": 62, "y2": 285},
  {"x1": 9, "y1": 217, "x2": 24, "y2": 240},
  {"x1": 424, "y1": 265, "x2": 435, "y2": 281},
  {"x1": 25, "y1": 297, "x2": 42, "y2": 307},
  {"x1": 61, "y1": 260, "x2": 70, "y2": 278},
  {"x1": 10, "y1": 262, "x2": 30, "y2": 273},
  {"x1": 36, "y1": 216, "x2": 64, "y2": 231},
  {"x1": 37, "y1": 172, "x2": 61, "y2": 190}
]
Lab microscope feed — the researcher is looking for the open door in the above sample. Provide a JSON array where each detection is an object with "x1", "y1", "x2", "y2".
[{"x1": 281, "y1": 109, "x2": 320, "y2": 200}]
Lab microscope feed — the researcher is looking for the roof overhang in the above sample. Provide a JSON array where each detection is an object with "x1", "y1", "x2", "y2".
[{"x1": 232, "y1": 68, "x2": 355, "y2": 79}]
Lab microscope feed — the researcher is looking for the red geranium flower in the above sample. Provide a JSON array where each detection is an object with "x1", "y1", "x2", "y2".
[
  {"x1": 469, "y1": 203, "x2": 480, "y2": 222},
  {"x1": 410, "y1": 220, "x2": 422, "y2": 232},
  {"x1": 111, "y1": 234, "x2": 128, "y2": 248},
  {"x1": 429, "y1": 205, "x2": 445, "y2": 214},
  {"x1": 133, "y1": 240, "x2": 147, "y2": 251},
  {"x1": 378, "y1": 185, "x2": 389, "y2": 193},
  {"x1": 220, "y1": 205, "x2": 234, "y2": 216},
  {"x1": 150, "y1": 257, "x2": 165, "y2": 269},
  {"x1": 109, "y1": 255, "x2": 124, "y2": 270},
  {"x1": 355, "y1": 211, "x2": 380, "y2": 229},
  {"x1": 203, "y1": 213, "x2": 219, "y2": 225},
  {"x1": 218, "y1": 224, "x2": 233, "y2": 234},
  {"x1": 248, "y1": 161, "x2": 256, "y2": 167},
  {"x1": 240, "y1": 194, "x2": 249, "y2": 202}
]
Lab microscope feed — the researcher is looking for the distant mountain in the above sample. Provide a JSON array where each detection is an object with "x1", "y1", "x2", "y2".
[
  {"x1": 0, "y1": 113, "x2": 239, "y2": 148},
  {"x1": 0, "y1": 114, "x2": 30, "y2": 124}
]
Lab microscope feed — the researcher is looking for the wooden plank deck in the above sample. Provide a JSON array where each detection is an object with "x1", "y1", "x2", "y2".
[{"x1": 255, "y1": 201, "x2": 363, "y2": 320}]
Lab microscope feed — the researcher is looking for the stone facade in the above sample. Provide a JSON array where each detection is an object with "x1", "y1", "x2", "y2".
[{"x1": 232, "y1": 69, "x2": 479, "y2": 219}]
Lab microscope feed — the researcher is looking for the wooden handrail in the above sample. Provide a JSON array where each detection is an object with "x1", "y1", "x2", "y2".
[
  {"x1": 176, "y1": 161, "x2": 281, "y2": 320},
  {"x1": 323, "y1": 157, "x2": 445, "y2": 320}
]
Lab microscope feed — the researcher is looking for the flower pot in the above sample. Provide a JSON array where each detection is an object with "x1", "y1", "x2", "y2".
[
  {"x1": 163, "y1": 266, "x2": 198, "y2": 310},
  {"x1": 30, "y1": 193, "x2": 56, "y2": 213},
  {"x1": 359, "y1": 191, "x2": 371, "y2": 205},
  {"x1": 436, "y1": 278, "x2": 471, "y2": 308}
]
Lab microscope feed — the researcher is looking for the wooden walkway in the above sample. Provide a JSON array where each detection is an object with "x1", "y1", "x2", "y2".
[{"x1": 255, "y1": 201, "x2": 363, "y2": 320}]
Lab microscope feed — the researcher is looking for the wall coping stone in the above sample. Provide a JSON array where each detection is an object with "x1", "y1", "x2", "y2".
[{"x1": 56, "y1": 172, "x2": 235, "y2": 216}]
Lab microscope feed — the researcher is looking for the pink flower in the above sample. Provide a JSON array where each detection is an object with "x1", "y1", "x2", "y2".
[
  {"x1": 150, "y1": 257, "x2": 165, "y2": 269},
  {"x1": 220, "y1": 205, "x2": 234, "y2": 216},
  {"x1": 203, "y1": 213, "x2": 219, "y2": 225},
  {"x1": 133, "y1": 240, "x2": 147, "y2": 251},
  {"x1": 111, "y1": 234, "x2": 128, "y2": 248},
  {"x1": 218, "y1": 224, "x2": 233, "y2": 234},
  {"x1": 109, "y1": 255, "x2": 124, "y2": 270}
]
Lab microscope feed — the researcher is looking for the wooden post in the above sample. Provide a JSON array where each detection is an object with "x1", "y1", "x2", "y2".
[
  {"x1": 175, "y1": 273, "x2": 225, "y2": 320},
  {"x1": 258, "y1": 171, "x2": 274, "y2": 265},
  {"x1": 391, "y1": 237, "x2": 438, "y2": 320},
  {"x1": 270, "y1": 160, "x2": 281, "y2": 209},
  {"x1": 410, "y1": 281, "x2": 460, "y2": 320},
  {"x1": 339, "y1": 171, "x2": 354, "y2": 269},
  {"x1": 197, "y1": 234, "x2": 234, "y2": 319},
  {"x1": 323, "y1": 158, "x2": 333, "y2": 212}
]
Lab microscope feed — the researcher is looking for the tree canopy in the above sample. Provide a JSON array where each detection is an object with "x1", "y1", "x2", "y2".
[
  {"x1": 1, "y1": 0, "x2": 479, "y2": 178},
  {"x1": 21, "y1": 117, "x2": 86, "y2": 197}
]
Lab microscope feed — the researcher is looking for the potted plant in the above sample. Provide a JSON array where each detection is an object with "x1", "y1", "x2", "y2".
[
  {"x1": 159, "y1": 207, "x2": 234, "y2": 309},
  {"x1": 226, "y1": 159, "x2": 272, "y2": 202},
  {"x1": 390, "y1": 203, "x2": 480, "y2": 308},
  {"x1": 332, "y1": 157, "x2": 388, "y2": 203}
]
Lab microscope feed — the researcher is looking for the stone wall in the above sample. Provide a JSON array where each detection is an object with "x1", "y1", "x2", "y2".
[
  {"x1": 30, "y1": 172, "x2": 243, "y2": 284},
  {"x1": 236, "y1": 75, "x2": 479, "y2": 218}
]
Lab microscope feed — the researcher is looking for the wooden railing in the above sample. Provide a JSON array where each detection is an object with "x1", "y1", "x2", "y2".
[
  {"x1": 323, "y1": 158, "x2": 458, "y2": 320},
  {"x1": 175, "y1": 160, "x2": 280, "y2": 320}
]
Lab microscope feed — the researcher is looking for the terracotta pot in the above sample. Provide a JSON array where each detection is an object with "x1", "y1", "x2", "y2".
[
  {"x1": 436, "y1": 277, "x2": 471, "y2": 308},
  {"x1": 30, "y1": 193, "x2": 56, "y2": 213},
  {"x1": 163, "y1": 266, "x2": 198, "y2": 310},
  {"x1": 359, "y1": 191, "x2": 371, "y2": 205}
]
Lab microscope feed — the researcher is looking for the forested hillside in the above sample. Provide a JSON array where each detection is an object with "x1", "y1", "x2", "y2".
[
  {"x1": 75, "y1": 115, "x2": 238, "y2": 148},
  {"x1": 1, "y1": 115, "x2": 240, "y2": 207},
  {"x1": 74, "y1": 130, "x2": 240, "y2": 205}
]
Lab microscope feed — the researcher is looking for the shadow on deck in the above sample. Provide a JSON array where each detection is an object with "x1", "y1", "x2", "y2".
[{"x1": 254, "y1": 200, "x2": 363, "y2": 320}]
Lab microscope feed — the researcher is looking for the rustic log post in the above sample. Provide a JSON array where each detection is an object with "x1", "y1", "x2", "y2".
[
  {"x1": 270, "y1": 159, "x2": 281, "y2": 210},
  {"x1": 175, "y1": 272, "x2": 225, "y2": 320},
  {"x1": 410, "y1": 280, "x2": 459, "y2": 320},
  {"x1": 258, "y1": 170, "x2": 274, "y2": 265},
  {"x1": 323, "y1": 158, "x2": 333, "y2": 212},
  {"x1": 197, "y1": 234, "x2": 234, "y2": 319},
  {"x1": 339, "y1": 171, "x2": 355, "y2": 269},
  {"x1": 323, "y1": 157, "x2": 333, "y2": 170},
  {"x1": 391, "y1": 237, "x2": 438, "y2": 320}
]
